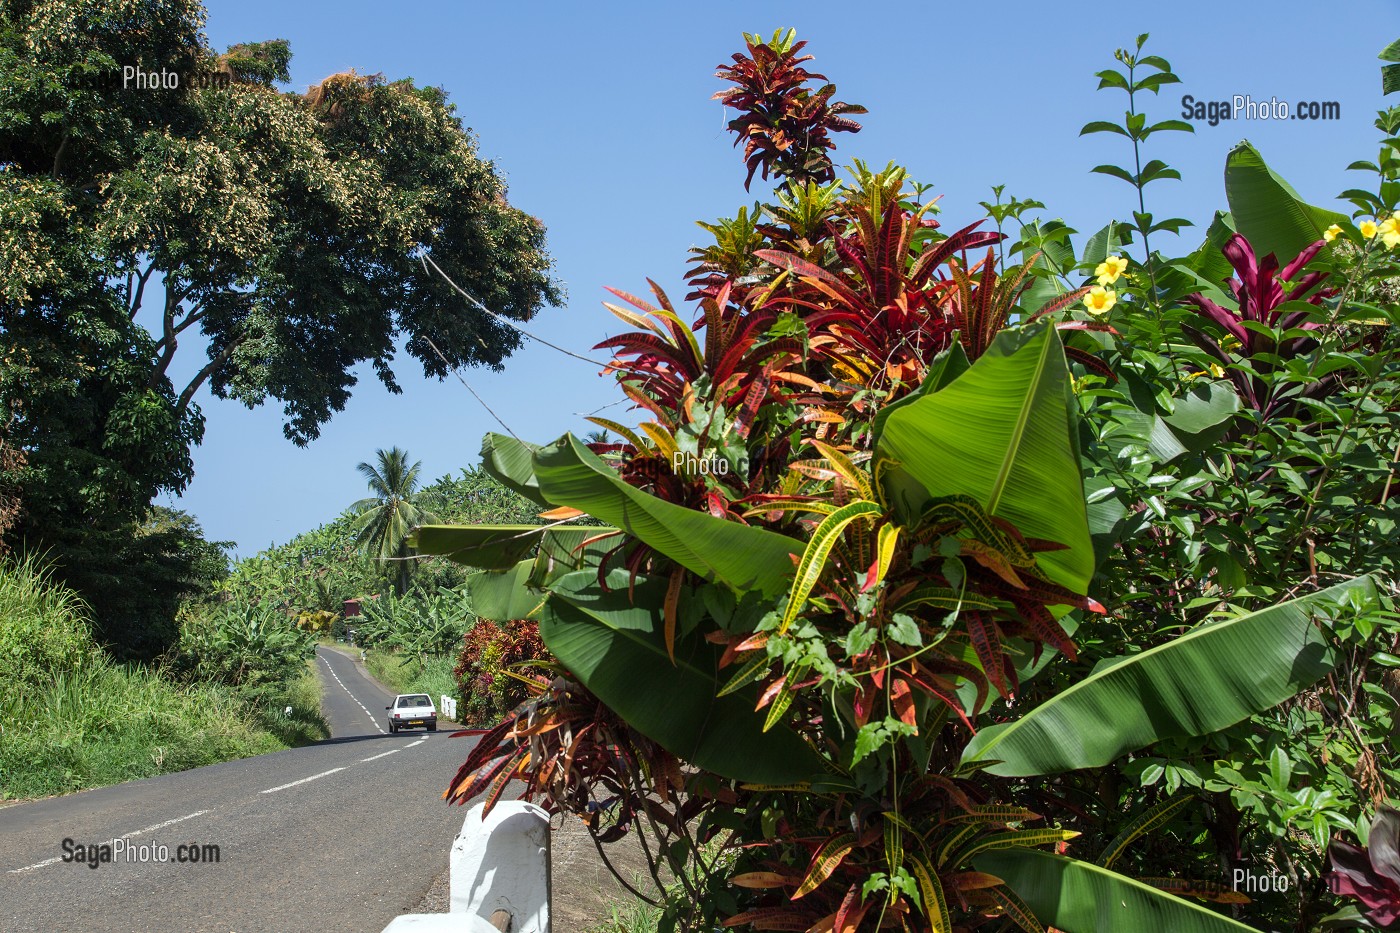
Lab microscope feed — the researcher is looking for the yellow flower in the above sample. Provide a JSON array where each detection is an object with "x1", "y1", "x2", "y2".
[
  {"x1": 1359, "y1": 219, "x2": 1379, "y2": 239},
  {"x1": 1187, "y1": 363, "x2": 1226, "y2": 381},
  {"x1": 1094, "y1": 254, "x2": 1129, "y2": 286},
  {"x1": 1322, "y1": 223, "x2": 1342, "y2": 243},
  {"x1": 1083, "y1": 286, "x2": 1117, "y2": 315},
  {"x1": 1381, "y1": 217, "x2": 1400, "y2": 249}
]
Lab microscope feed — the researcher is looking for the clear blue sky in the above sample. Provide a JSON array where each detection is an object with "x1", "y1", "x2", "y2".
[{"x1": 168, "y1": 0, "x2": 1399, "y2": 556}]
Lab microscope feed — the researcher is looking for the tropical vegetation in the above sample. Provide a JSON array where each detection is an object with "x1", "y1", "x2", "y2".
[
  {"x1": 0, "y1": 555, "x2": 326, "y2": 800},
  {"x1": 0, "y1": 0, "x2": 559, "y2": 660},
  {"x1": 415, "y1": 30, "x2": 1400, "y2": 932}
]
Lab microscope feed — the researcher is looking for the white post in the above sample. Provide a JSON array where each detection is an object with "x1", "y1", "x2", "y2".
[
  {"x1": 380, "y1": 800, "x2": 551, "y2": 933},
  {"x1": 451, "y1": 801, "x2": 551, "y2": 931}
]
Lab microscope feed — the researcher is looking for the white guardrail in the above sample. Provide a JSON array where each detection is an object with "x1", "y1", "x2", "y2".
[
  {"x1": 440, "y1": 695, "x2": 458, "y2": 721},
  {"x1": 383, "y1": 801, "x2": 551, "y2": 933}
]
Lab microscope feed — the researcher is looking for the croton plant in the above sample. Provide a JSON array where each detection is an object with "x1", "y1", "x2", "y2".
[{"x1": 410, "y1": 29, "x2": 1390, "y2": 933}]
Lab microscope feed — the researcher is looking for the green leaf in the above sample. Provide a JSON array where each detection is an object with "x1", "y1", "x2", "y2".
[
  {"x1": 467, "y1": 560, "x2": 546, "y2": 621},
  {"x1": 541, "y1": 568, "x2": 824, "y2": 784},
  {"x1": 876, "y1": 324, "x2": 1094, "y2": 596},
  {"x1": 961, "y1": 578, "x2": 1378, "y2": 777},
  {"x1": 1080, "y1": 121, "x2": 1128, "y2": 137},
  {"x1": 480, "y1": 433, "x2": 549, "y2": 506},
  {"x1": 1081, "y1": 222, "x2": 1131, "y2": 268},
  {"x1": 872, "y1": 341, "x2": 969, "y2": 444},
  {"x1": 1224, "y1": 142, "x2": 1348, "y2": 263},
  {"x1": 781, "y1": 500, "x2": 883, "y2": 633},
  {"x1": 411, "y1": 524, "x2": 564, "y2": 570},
  {"x1": 976, "y1": 850, "x2": 1261, "y2": 932},
  {"x1": 1162, "y1": 381, "x2": 1241, "y2": 451},
  {"x1": 1091, "y1": 164, "x2": 1137, "y2": 186},
  {"x1": 533, "y1": 434, "x2": 801, "y2": 596}
]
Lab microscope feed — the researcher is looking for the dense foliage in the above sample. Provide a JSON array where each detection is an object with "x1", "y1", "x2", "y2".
[
  {"x1": 0, "y1": 556, "x2": 326, "y2": 799},
  {"x1": 454, "y1": 618, "x2": 548, "y2": 726},
  {"x1": 0, "y1": 0, "x2": 560, "y2": 657},
  {"x1": 420, "y1": 31, "x2": 1400, "y2": 933}
]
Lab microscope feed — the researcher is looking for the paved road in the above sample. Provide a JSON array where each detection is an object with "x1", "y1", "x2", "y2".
[{"x1": 0, "y1": 646, "x2": 479, "y2": 933}]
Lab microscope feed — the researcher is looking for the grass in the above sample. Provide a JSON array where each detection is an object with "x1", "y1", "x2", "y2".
[
  {"x1": 0, "y1": 559, "x2": 330, "y2": 801},
  {"x1": 363, "y1": 649, "x2": 457, "y2": 706},
  {"x1": 0, "y1": 657, "x2": 328, "y2": 799},
  {"x1": 585, "y1": 897, "x2": 664, "y2": 933}
]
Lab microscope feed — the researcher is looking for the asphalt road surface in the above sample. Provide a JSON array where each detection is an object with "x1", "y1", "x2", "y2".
[{"x1": 0, "y1": 646, "x2": 479, "y2": 933}]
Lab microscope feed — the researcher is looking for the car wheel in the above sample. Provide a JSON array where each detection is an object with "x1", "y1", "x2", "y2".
[
  {"x1": 389, "y1": 722, "x2": 397, "y2": 734},
  {"x1": 429, "y1": 722, "x2": 437, "y2": 732}
]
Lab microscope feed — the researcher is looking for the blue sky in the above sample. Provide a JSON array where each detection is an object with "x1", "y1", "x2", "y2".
[{"x1": 169, "y1": 0, "x2": 1399, "y2": 555}]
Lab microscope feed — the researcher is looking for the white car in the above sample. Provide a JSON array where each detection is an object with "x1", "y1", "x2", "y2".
[{"x1": 386, "y1": 694, "x2": 437, "y2": 734}]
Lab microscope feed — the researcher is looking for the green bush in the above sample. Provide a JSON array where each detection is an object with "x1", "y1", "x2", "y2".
[
  {"x1": 172, "y1": 599, "x2": 315, "y2": 696},
  {"x1": 0, "y1": 560, "x2": 328, "y2": 800},
  {"x1": 0, "y1": 555, "x2": 95, "y2": 687}
]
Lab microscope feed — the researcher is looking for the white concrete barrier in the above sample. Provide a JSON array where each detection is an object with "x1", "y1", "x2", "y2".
[
  {"x1": 382, "y1": 801, "x2": 551, "y2": 933},
  {"x1": 440, "y1": 695, "x2": 458, "y2": 721}
]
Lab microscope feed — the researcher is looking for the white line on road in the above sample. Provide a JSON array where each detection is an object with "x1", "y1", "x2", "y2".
[
  {"x1": 360, "y1": 749, "x2": 401, "y2": 762},
  {"x1": 259, "y1": 767, "x2": 346, "y2": 795},
  {"x1": 404, "y1": 739, "x2": 426, "y2": 748},
  {"x1": 8, "y1": 809, "x2": 211, "y2": 874},
  {"x1": 319, "y1": 652, "x2": 385, "y2": 734}
]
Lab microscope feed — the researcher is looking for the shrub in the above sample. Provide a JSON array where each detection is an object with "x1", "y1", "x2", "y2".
[
  {"x1": 0, "y1": 555, "x2": 96, "y2": 687},
  {"x1": 454, "y1": 619, "x2": 548, "y2": 725},
  {"x1": 171, "y1": 599, "x2": 315, "y2": 704}
]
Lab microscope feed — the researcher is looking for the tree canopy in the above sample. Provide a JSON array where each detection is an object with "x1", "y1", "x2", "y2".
[{"x1": 0, "y1": 0, "x2": 561, "y2": 654}]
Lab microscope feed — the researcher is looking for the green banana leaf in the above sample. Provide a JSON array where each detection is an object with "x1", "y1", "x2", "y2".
[
  {"x1": 876, "y1": 324, "x2": 1094, "y2": 595},
  {"x1": 411, "y1": 524, "x2": 611, "y2": 572},
  {"x1": 1224, "y1": 142, "x2": 1347, "y2": 264},
  {"x1": 962, "y1": 577, "x2": 1378, "y2": 777},
  {"x1": 467, "y1": 561, "x2": 546, "y2": 621},
  {"x1": 976, "y1": 850, "x2": 1261, "y2": 932},
  {"x1": 541, "y1": 569, "x2": 825, "y2": 784},
  {"x1": 480, "y1": 432, "x2": 549, "y2": 507},
  {"x1": 1079, "y1": 220, "x2": 1131, "y2": 269},
  {"x1": 533, "y1": 434, "x2": 802, "y2": 597},
  {"x1": 411, "y1": 524, "x2": 558, "y2": 570}
]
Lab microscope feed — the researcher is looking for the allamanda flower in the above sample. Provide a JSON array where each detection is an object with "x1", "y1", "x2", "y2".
[
  {"x1": 1360, "y1": 219, "x2": 1379, "y2": 239},
  {"x1": 1083, "y1": 286, "x2": 1117, "y2": 315},
  {"x1": 1323, "y1": 223, "x2": 1343, "y2": 243},
  {"x1": 1094, "y1": 254, "x2": 1129, "y2": 286},
  {"x1": 1381, "y1": 217, "x2": 1399, "y2": 249}
]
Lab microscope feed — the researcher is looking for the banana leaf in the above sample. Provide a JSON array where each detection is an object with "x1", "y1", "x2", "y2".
[
  {"x1": 541, "y1": 569, "x2": 825, "y2": 784},
  {"x1": 876, "y1": 324, "x2": 1094, "y2": 595},
  {"x1": 533, "y1": 434, "x2": 801, "y2": 597},
  {"x1": 1224, "y1": 142, "x2": 1347, "y2": 264},
  {"x1": 480, "y1": 432, "x2": 549, "y2": 506},
  {"x1": 411, "y1": 524, "x2": 611, "y2": 572},
  {"x1": 977, "y1": 850, "x2": 1261, "y2": 932},
  {"x1": 467, "y1": 561, "x2": 546, "y2": 621},
  {"x1": 962, "y1": 577, "x2": 1378, "y2": 777}
]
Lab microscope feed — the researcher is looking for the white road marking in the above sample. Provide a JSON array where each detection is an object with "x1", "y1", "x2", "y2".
[
  {"x1": 8, "y1": 809, "x2": 210, "y2": 874},
  {"x1": 404, "y1": 739, "x2": 426, "y2": 748},
  {"x1": 360, "y1": 749, "x2": 401, "y2": 762},
  {"x1": 318, "y1": 652, "x2": 385, "y2": 734},
  {"x1": 259, "y1": 767, "x2": 345, "y2": 795}
]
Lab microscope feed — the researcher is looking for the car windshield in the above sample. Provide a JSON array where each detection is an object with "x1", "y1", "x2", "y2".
[{"x1": 397, "y1": 695, "x2": 430, "y2": 708}]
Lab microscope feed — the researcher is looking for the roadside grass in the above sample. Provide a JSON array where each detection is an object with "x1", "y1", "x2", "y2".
[
  {"x1": 363, "y1": 649, "x2": 457, "y2": 711},
  {"x1": 0, "y1": 560, "x2": 330, "y2": 801},
  {"x1": 586, "y1": 889, "x2": 664, "y2": 933}
]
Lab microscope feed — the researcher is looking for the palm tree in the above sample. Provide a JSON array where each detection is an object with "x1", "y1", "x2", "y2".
[{"x1": 349, "y1": 447, "x2": 438, "y2": 596}]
